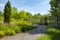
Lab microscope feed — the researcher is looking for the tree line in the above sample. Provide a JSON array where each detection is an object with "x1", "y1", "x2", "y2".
[{"x1": 0, "y1": 1, "x2": 51, "y2": 25}]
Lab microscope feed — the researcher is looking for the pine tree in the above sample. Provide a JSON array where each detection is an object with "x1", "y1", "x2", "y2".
[
  {"x1": 50, "y1": 0, "x2": 60, "y2": 27},
  {"x1": 4, "y1": 1, "x2": 11, "y2": 25}
]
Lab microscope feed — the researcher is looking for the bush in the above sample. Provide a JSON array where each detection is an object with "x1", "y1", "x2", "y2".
[
  {"x1": 0, "y1": 26, "x2": 16, "y2": 36},
  {"x1": 20, "y1": 25, "x2": 32, "y2": 31},
  {"x1": 36, "y1": 35, "x2": 51, "y2": 40},
  {"x1": 0, "y1": 31, "x2": 5, "y2": 38},
  {"x1": 5, "y1": 29, "x2": 16, "y2": 35},
  {"x1": 0, "y1": 26, "x2": 10, "y2": 32},
  {"x1": 10, "y1": 26, "x2": 21, "y2": 33},
  {"x1": 37, "y1": 27, "x2": 60, "y2": 40},
  {"x1": 17, "y1": 21, "x2": 32, "y2": 25}
]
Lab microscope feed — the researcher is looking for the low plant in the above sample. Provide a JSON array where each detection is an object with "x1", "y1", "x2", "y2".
[
  {"x1": 19, "y1": 25, "x2": 32, "y2": 32},
  {"x1": 5, "y1": 29, "x2": 16, "y2": 35},
  {"x1": 36, "y1": 35, "x2": 51, "y2": 40},
  {"x1": 10, "y1": 26, "x2": 21, "y2": 33},
  {"x1": 0, "y1": 31, "x2": 5, "y2": 38}
]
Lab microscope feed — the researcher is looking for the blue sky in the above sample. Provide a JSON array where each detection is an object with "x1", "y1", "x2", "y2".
[{"x1": 0, "y1": 0, "x2": 50, "y2": 15}]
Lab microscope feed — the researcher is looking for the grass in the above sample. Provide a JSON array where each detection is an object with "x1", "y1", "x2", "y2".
[{"x1": 36, "y1": 26, "x2": 60, "y2": 40}]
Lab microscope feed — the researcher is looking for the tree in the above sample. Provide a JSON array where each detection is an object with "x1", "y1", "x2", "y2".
[
  {"x1": 0, "y1": 11, "x2": 4, "y2": 21},
  {"x1": 32, "y1": 13, "x2": 42, "y2": 24},
  {"x1": 19, "y1": 10, "x2": 28, "y2": 20},
  {"x1": 4, "y1": 1, "x2": 11, "y2": 24},
  {"x1": 50, "y1": 0, "x2": 60, "y2": 26},
  {"x1": 0, "y1": 11, "x2": 3, "y2": 16},
  {"x1": 26, "y1": 12, "x2": 32, "y2": 21},
  {"x1": 50, "y1": 0, "x2": 60, "y2": 16},
  {"x1": 43, "y1": 15, "x2": 48, "y2": 25},
  {"x1": 11, "y1": 7, "x2": 18, "y2": 19}
]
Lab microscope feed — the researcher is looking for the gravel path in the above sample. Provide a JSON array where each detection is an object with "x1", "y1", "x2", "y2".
[{"x1": 0, "y1": 25, "x2": 46, "y2": 40}]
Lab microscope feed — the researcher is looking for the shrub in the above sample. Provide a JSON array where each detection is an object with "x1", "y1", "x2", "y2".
[
  {"x1": 37, "y1": 27, "x2": 60, "y2": 40},
  {"x1": 17, "y1": 21, "x2": 32, "y2": 26},
  {"x1": 0, "y1": 31, "x2": 5, "y2": 38},
  {"x1": 0, "y1": 26, "x2": 9, "y2": 31},
  {"x1": 20, "y1": 25, "x2": 32, "y2": 31},
  {"x1": 10, "y1": 26, "x2": 21, "y2": 33},
  {"x1": 36, "y1": 35, "x2": 51, "y2": 40},
  {"x1": 5, "y1": 29, "x2": 16, "y2": 35},
  {"x1": 0, "y1": 25, "x2": 16, "y2": 36}
]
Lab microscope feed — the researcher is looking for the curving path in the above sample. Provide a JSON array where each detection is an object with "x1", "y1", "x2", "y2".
[{"x1": 0, "y1": 24, "x2": 46, "y2": 40}]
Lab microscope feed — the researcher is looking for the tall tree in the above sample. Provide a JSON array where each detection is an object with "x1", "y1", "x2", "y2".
[
  {"x1": 4, "y1": 1, "x2": 11, "y2": 24},
  {"x1": 50, "y1": 0, "x2": 60, "y2": 26}
]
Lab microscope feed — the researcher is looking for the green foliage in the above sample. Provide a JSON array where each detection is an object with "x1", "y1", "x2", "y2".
[
  {"x1": 0, "y1": 26, "x2": 9, "y2": 31},
  {"x1": 32, "y1": 13, "x2": 43, "y2": 24},
  {"x1": 43, "y1": 15, "x2": 48, "y2": 25},
  {"x1": 17, "y1": 24, "x2": 33, "y2": 32},
  {"x1": 20, "y1": 25, "x2": 32, "y2": 31},
  {"x1": 37, "y1": 27, "x2": 60, "y2": 40},
  {"x1": 50, "y1": 0, "x2": 60, "y2": 16},
  {"x1": 17, "y1": 21, "x2": 32, "y2": 25},
  {"x1": 26, "y1": 12, "x2": 33, "y2": 21},
  {"x1": 0, "y1": 31, "x2": 5, "y2": 38},
  {"x1": 37, "y1": 35, "x2": 51, "y2": 40},
  {"x1": 10, "y1": 26, "x2": 21, "y2": 33},
  {"x1": 17, "y1": 21, "x2": 33, "y2": 32},
  {"x1": 0, "y1": 11, "x2": 4, "y2": 21},
  {"x1": 50, "y1": 0, "x2": 60, "y2": 26},
  {"x1": 19, "y1": 10, "x2": 28, "y2": 20},
  {"x1": 0, "y1": 11, "x2": 3, "y2": 16},
  {"x1": 5, "y1": 29, "x2": 16, "y2": 35},
  {"x1": 4, "y1": 1, "x2": 11, "y2": 24},
  {"x1": 11, "y1": 7, "x2": 19, "y2": 19},
  {"x1": 0, "y1": 26, "x2": 15, "y2": 35},
  {"x1": 0, "y1": 20, "x2": 34, "y2": 36}
]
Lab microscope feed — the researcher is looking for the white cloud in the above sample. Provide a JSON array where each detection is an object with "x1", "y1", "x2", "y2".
[{"x1": 0, "y1": 4, "x2": 4, "y2": 7}]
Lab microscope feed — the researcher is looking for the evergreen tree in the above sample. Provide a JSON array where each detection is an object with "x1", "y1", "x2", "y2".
[
  {"x1": 50, "y1": 0, "x2": 60, "y2": 26},
  {"x1": 4, "y1": 1, "x2": 11, "y2": 24}
]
